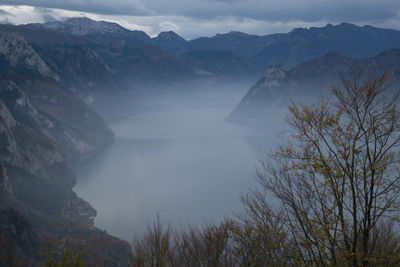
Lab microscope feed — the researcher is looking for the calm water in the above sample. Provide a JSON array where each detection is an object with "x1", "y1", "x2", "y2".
[{"x1": 74, "y1": 98, "x2": 286, "y2": 242}]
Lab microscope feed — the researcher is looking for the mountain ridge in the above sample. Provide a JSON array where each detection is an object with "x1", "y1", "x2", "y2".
[{"x1": 230, "y1": 48, "x2": 400, "y2": 121}]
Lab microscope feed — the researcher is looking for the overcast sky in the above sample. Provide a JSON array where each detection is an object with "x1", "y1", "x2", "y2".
[{"x1": 0, "y1": 1, "x2": 399, "y2": 39}]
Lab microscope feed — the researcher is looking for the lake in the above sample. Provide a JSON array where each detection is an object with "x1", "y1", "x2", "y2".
[{"x1": 74, "y1": 94, "x2": 287, "y2": 242}]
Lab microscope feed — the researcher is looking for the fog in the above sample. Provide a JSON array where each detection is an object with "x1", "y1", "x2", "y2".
[{"x1": 74, "y1": 85, "x2": 289, "y2": 242}]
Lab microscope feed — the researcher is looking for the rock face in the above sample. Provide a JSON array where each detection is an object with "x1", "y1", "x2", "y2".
[
  {"x1": 37, "y1": 45, "x2": 115, "y2": 95},
  {"x1": 230, "y1": 49, "x2": 400, "y2": 121},
  {"x1": 41, "y1": 17, "x2": 134, "y2": 37},
  {"x1": 0, "y1": 29, "x2": 57, "y2": 80},
  {"x1": 0, "y1": 27, "x2": 114, "y2": 164},
  {"x1": 0, "y1": 27, "x2": 131, "y2": 265},
  {"x1": 0, "y1": 98, "x2": 131, "y2": 266},
  {"x1": 0, "y1": 75, "x2": 114, "y2": 164}
]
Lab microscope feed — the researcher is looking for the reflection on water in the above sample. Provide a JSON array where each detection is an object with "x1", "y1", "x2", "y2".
[{"x1": 74, "y1": 102, "x2": 286, "y2": 242}]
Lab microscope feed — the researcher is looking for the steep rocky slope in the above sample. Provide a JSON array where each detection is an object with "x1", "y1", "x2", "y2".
[
  {"x1": 230, "y1": 49, "x2": 400, "y2": 121},
  {"x1": 0, "y1": 74, "x2": 114, "y2": 164},
  {"x1": 0, "y1": 27, "x2": 114, "y2": 163},
  {"x1": 0, "y1": 99, "x2": 131, "y2": 266},
  {"x1": 0, "y1": 27, "x2": 131, "y2": 265},
  {"x1": 0, "y1": 29, "x2": 57, "y2": 80}
]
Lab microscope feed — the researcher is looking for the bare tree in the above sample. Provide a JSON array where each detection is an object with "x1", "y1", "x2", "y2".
[
  {"x1": 172, "y1": 222, "x2": 233, "y2": 267},
  {"x1": 130, "y1": 217, "x2": 233, "y2": 267},
  {"x1": 229, "y1": 191, "x2": 291, "y2": 266},
  {"x1": 131, "y1": 215, "x2": 173, "y2": 267},
  {"x1": 253, "y1": 71, "x2": 400, "y2": 266}
]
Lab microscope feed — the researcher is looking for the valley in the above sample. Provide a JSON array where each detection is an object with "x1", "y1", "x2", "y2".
[{"x1": 0, "y1": 13, "x2": 400, "y2": 266}]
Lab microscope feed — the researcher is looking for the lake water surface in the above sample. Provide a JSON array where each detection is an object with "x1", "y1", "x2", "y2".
[{"x1": 74, "y1": 95, "x2": 287, "y2": 242}]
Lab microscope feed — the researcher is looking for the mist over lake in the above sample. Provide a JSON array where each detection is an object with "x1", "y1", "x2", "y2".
[{"x1": 73, "y1": 88, "x2": 288, "y2": 241}]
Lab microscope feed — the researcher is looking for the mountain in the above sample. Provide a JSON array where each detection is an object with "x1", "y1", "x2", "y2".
[
  {"x1": 153, "y1": 31, "x2": 188, "y2": 55},
  {"x1": 152, "y1": 30, "x2": 270, "y2": 58},
  {"x1": 0, "y1": 96, "x2": 131, "y2": 266},
  {"x1": 38, "y1": 17, "x2": 153, "y2": 44},
  {"x1": 156, "y1": 23, "x2": 400, "y2": 70},
  {"x1": 252, "y1": 23, "x2": 400, "y2": 69},
  {"x1": 230, "y1": 48, "x2": 400, "y2": 121},
  {"x1": 187, "y1": 31, "x2": 271, "y2": 58},
  {"x1": 0, "y1": 27, "x2": 132, "y2": 265}
]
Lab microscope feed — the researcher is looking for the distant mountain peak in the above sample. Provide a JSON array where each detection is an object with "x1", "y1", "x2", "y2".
[
  {"x1": 156, "y1": 31, "x2": 186, "y2": 42},
  {"x1": 227, "y1": 31, "x2": 254, "y2": 37},
  {"x1": 64, "y1": 17, "x2": 94, "y2": 23},
  {"x1": 338, "y1": 22, "x2": 357, "y2": 27},
  {"x1": 42, "y1": 16, "x2": 128, "y2": 36},
  {"x1": 214, "y1": 31, "x2": 254, "y2": 38},
  {"x1": 290, "y1": 22, "x2": 360, "y2": 34}
]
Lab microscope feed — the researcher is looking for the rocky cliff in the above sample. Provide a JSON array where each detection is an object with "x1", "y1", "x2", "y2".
[
  {"x1": 0, "y1": 27, "x2": 131, "y2": 266},
  {"x1": 0, "y1": 27, "x2": 114, "y2": 164}
]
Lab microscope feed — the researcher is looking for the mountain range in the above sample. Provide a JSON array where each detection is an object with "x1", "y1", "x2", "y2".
[
  {"x1": 152, "y1": 22, "x2": 400, "y2": 69},
  {"x1": 1, "y1": 17, "x2": 398, "y2": 120}
]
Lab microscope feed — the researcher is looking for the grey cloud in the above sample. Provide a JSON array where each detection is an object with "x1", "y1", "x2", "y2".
[
  {"x1": 2, "y1": 0, "x2": 399, "y2": 24},
  {"x1": 0, "y1": 0, "x2": 152, "y2": 16},
  {"x1": 145, "y1": 0, "x2": 400, "y2": 23},
  {"x1": 33, "y1": 7, "x2": 57, "y2": 22}
]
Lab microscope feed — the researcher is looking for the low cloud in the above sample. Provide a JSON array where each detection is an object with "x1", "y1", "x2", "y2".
[
  {"x1": 159, "y1": 21, "x2": 181, "y2": 33},
  {"x1": 0, "y1": 0, "x2": 151, "y2": 16},
  {"x1": 2, "y1": 0, "x2": 399, "y2": 23}
]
